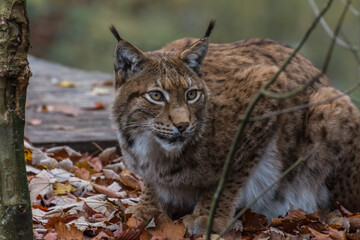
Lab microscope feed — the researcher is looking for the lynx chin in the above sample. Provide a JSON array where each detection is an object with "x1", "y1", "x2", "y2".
[{"x1": 110, "y1": 20, "x2": 360, "y2": 234}]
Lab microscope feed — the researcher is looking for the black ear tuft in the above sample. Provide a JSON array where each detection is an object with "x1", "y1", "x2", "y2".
[
  {"x1": 204, "y1": 19, "x2": 216, "y2": 38},
  {"x1": 109, "y1": 24, "x2": 123, "y2": 41}
]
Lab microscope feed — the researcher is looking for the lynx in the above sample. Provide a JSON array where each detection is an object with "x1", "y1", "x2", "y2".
[{"x1": 110, "y1": 21, "x2": 360, "y2": 234}]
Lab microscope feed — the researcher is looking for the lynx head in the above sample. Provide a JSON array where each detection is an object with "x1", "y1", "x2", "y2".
[{"x1": 110, "y1": 21, "x2": 215, "y2": 156}]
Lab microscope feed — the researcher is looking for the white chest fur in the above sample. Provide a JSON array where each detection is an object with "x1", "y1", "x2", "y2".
[{"x1": 237, "y1": 138, "x2": 328, "y2": 219}]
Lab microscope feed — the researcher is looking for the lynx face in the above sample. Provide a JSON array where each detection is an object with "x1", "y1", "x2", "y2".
[{"x1": 111, "y1": 31, "x2": 211, "y2": 154}]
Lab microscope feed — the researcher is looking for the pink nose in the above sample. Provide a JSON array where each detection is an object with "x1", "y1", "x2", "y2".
[{"x1": 176, "y1": 122, "x2": 189, "y2": 133}]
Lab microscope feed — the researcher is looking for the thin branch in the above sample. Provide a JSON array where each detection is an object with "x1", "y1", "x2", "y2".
[
  {"x1": 308, "y1": 0, "x2": 358, "y2": 50},
  {"x1": 217, "y1": 156, "x2": 307, "y2": 239},
  {"x1": 260, "y1": 72, "x2": 322, "y2": 99},
  {"x1": 205, "y1": 0, "x2": 334, "y2": 238},
  {"x1": 261, "y1": 0, "x2": 350, "y2": 99},
  {"x1": 340, "y1": 31, "x2": 360, "y2": 64},
  {"x1": 339, "y1": 0, "x2": 359, "y2": 16},
  {"x1": 250, "y1": 82, "x2": 360, "y2": 122}
]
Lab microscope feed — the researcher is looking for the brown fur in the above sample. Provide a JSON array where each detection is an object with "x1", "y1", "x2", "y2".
[{"x1": 110, "y1": 23, "x2": 360, "y2": 234}]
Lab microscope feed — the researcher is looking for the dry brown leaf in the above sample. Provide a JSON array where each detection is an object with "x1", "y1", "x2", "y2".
[
  {"x1": 44, "y1": 231, "x2": 58, "y2": 240},
  {"x1": 29, "y1": 170, "x2": 56, "y2": 203},
  {"x1": 336, "y1": 202, "x2": 352, "y2": 216},
  {"x1": 81, "y1": 101, "x2": 106, "y2": 110},
  {"x1": 91, "y1": 183, "x2": 122, "y2": 198},
  {"x1": 284, "y1": 209, "x2": 307, "y2": 221},
  {"x1": 147, "y1": 215, "x2": 186, "y2": 240},
  {"x1": 29, "y1": 119, "x2": 42, "y2": 126},
  {"x1": 83, "y1": 201, "x2": 99, "y2": 217},
  {"x1": 140, "y1": 230, "x2": 153, "y2": 240},
  {"x1": 115, "y1": 228, "x2": 143, "y2": 240},
  {"x1": 47, "y1": 146, "x2": 82, "y2": 161},
  {"x1": 242, "y1": 209, "x2": 267, "y2": 232},
  {"x1": 99, "y1": 147, "x2": 117, "y2": 165},
  {"x1": 328, "y1": 227, "x2": 346, "y2": 240},
  {"x1": 90, "y1": 157, "x2": 103, "y2": 172},
  {"x1": 349, "y1": 216, "x2": 360, "y2": 231},
  {"x1": 127, "y1": 216, "x2": 144, "y2": 229},
  {"x1": 119, "y1": 171, "x2": 141, "y2": 190},
  {"x1": 103, "y1": 169, "x2": 121, "y2": 180},
  {"x1": 55, "y1": 222, "x2": 83, "y2": 240},
  {"x1": 74, "y1": 168, "x2": 90, "y2": 181},
  {"x1": 91, "y1": 231, "x2": 111, "y2": 240},
  {"x1": 308, "y1": 227, "x2": 331, "y2": 240}
]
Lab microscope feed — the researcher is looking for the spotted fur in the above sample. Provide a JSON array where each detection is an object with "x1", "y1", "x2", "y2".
[{"x1": 110, "y1": 22, "x2": 360, "y2": 234}]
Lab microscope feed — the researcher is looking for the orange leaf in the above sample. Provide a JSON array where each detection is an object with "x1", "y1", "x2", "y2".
[
  {"x1": 75, "y1": 168, "x2": 91, "y2": 181},
  {"x1": 119, "y1": 171, "x2": 141, "y2": 190},
  {"x1": 308, "y1": 227, "x2": 331, "y2": 240},
  {"x1": 147, "y1": 215, "x2": 186, "y2": 240},
  {"x1": 127, "y1": 216, "x2": 145, "y2": 229},
  {"x1": 91, "y1": 183, "x2": 122, "y2": 198},
  {"x1": 55, "y1": 222, "x2": 83, "y2": 240}
]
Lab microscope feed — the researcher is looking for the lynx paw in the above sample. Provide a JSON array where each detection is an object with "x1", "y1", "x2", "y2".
[
  {"x1": 183, "y1": 214, "x2": 229, "y2": 234},
  {"x1": 125, "y1": 204, "x2": 160, "y2": 221}
]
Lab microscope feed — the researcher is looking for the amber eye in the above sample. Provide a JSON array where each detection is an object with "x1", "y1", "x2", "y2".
[
  {"x1": 186, "y1": 90, "x2": 198, "y2": 101},
  {"x1": 148, "y1": 91, "x2": 164, "y2": 101}
]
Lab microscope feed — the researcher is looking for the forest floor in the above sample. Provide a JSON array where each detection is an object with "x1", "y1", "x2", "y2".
[{"x1": 26, "y1": 139, "x2": 360, "y2": 240}]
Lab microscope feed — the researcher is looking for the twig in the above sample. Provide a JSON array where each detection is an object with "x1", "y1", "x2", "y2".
[
  {"x1": 205, "y1": 1, "x2": 334, "y2": 238},
  {"x1": 250, "y1": 82, "x2": 360, "y2": 122},
  {"x1": 339, "y1": 0, "x2": 359, "y2": 16},
  {"x1": 260, "y1": 72, "x2": 322, "y2": 99},
  {"x1": 217, "y1": 157, "x2": 307, "y2": 239},
  {"x1": 308, "y1": 0, "x2": 358, "y2": 50},
  {"x1": 261, "y1": 0, "x2": 350, "y2": 99}
]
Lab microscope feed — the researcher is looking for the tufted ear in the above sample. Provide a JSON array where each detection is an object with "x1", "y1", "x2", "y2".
[
  {"x1": 110, "y1": 25, "x2": 147, "y2": 84},
  {"x1": 180, "y1": 19, "x2": 215, "y2": 74}
]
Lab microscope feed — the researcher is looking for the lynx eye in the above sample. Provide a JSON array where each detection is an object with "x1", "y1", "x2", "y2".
[
  {"x1": 148, "y1": 91, "x2": 164, "y2": 102},
  {"x1": 186, "y1": 89, "x2": 200, "y2": 103}
]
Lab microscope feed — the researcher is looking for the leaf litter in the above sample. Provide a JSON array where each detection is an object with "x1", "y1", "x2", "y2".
[{"x1": 25, "y1": 139, "x2": 360, "y2": 239}]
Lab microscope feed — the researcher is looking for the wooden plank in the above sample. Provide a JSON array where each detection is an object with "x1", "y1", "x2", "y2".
[{"x1": 25, "y1": 56, "x2": 118, "y2": 152}]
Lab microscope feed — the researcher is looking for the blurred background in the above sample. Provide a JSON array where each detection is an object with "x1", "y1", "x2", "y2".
[{"x1": 27, "y1": 0, "x2": 360, "y2": 99}]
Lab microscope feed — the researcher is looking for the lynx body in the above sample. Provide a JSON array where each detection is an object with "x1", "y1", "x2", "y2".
[{"x1": 110, "y1": 22, "x2": 360, "y2": 233}]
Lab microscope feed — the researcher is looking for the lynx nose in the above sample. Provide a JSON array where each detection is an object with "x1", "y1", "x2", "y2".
[{"x1": 176, "y1": 122, "x2": 189, "y2": 133}]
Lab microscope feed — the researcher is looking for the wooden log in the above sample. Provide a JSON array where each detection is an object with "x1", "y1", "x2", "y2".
[{"x1": 25, "y1": 56, "x2": 118, "y2": 153}]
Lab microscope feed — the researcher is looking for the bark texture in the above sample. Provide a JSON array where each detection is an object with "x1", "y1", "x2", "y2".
[{"x1": 0, "y1": 0, "x2": 32, "y2": 239}]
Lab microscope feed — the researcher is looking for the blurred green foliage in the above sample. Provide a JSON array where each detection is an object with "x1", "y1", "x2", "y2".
[{"x1": 27, "y1": 0, "x2": 359, "y2": 96}]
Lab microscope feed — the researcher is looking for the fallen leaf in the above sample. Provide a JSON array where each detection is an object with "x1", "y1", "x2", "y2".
[
  {"x1": 29, "y1": 170, "x2": 56, "y2": 203},
  {"x1": 75, "y1": 168, "x2": 91, "y2": 181},
  {"x1": 90, "y1": 157, "x2": 103, "y2": 172},
  {"x1": 91, "y1": 231, "x2": 111, "y2": 239},
  {"x1": 147, "y1": 215, "x2": 186, "y2": 240},
  {"x1": 99, "y1": 147, "x2": 117, "y2": 165},
  {"x1": 91, "y1": 183, "x2": 123, "y2": 198},
  {"x1": 242, "y1": 209, "x2": 267, "y2": 232},
  {"x1": 56, "y1": 80, "x2": 75, "y2": 88},
  {"x1": 53, "y1": 182, "x2": 73, "y2": 195},
  {"x1": 90, "y1": 87, "x2": 111, "y2": 95},
  {"x1": 81, "y1": 101, "x2": 106, "y2": 110},
  {"x1": 328, "y1": 227, "x2": 346, "y2": 240},
  {"x1": 44, "y1": 231, "x2": 58, "y2": 240},
  {"x1": 49, "y1": 168, "x2": 74, "y2": 182},
  {"x1": 55, "y1": 222, "x2": 83, "y2": 240},
  {"x1": 29, "y1": 119, "x2": 42, "y2": 126},
  {"x1": 103, "y1": 169, "x2": 121, "y2": 180},
  {"x1": 119, "y1": 171, "x2": 141, "y2": 190},
  {"x1": 308, "y1": 227, "x2": 331, "y2": 240},
  {"x1": 47, "y1": 146, "x2": 82, "y2": 161},
  {"x1": 127, "y1": 216, "x2": 145, "y2": 229}
]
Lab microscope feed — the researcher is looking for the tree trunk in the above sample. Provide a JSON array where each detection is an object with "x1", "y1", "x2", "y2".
[{"x1": 0, "y1": 0, "x2": 33, "y2": 239}]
